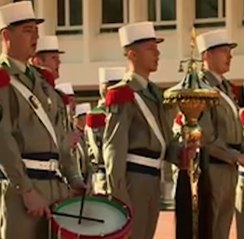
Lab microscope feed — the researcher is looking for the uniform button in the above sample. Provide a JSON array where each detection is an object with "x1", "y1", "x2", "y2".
[{"x1": 15, "y1": 185, "x2": 20, "y2": 190}]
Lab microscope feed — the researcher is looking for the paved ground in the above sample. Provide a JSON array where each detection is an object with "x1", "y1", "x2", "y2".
[{"x1": 154, "y1": 211, "x2": 237, "y2": 239}]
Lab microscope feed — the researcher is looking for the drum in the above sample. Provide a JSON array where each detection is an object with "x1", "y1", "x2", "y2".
[{"x1": 51, "y1": 195, "x2": 132, "y2": 239}]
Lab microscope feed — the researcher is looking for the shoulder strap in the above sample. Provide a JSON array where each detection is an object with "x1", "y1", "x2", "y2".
[
  {"x1": 10, "y1": 76, "x2": 58, "y2": 148},
  {"x1": 218, "y1": 88, "x2": 239, "y2": 118},
  {"x1": 134, "y1": 92, "x2": 166, "y2": 160}
]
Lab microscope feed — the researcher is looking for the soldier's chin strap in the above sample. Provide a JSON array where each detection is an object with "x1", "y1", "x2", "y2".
[{"x1": 10, "y1": 76, "x2": 58, "y2": 148}]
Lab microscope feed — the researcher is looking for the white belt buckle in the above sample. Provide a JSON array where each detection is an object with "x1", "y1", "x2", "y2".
[
  {"x1": 49, "y1": 159, "x2": 65, "y2": 181},
  {"x1": 49, "y1": 159, "x2": 58, "y2": 172}
]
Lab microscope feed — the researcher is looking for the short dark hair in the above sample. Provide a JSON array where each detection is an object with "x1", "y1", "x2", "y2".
[
  {"x1": 34, "y1": 52, "x2": 48, "y2": 61},
  {"x1": 105, "y1": 80, "x2": 121, "y2": 87}
]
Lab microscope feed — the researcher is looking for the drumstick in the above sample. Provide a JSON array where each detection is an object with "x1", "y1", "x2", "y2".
[
  {"x1": 78, "y1": 190, "x2": 86, "y2": 224},
  {"x1": 52, "y1": 211, "x2": 105, "y2": 223},
  {"x1": 78, "y1": 156, "x2": 94, "y2": 224}
]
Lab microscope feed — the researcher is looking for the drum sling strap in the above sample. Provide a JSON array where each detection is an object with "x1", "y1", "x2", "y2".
[
  {"x1": 3, "y1": 77, "x2": 69, "y2": 184},
  {"x1": 218, "y1": 88, "x2": 239, "y2": 118},
  {"x1": 10, "y1": 76, "x2": 58, "y2": 148},
  {"x1": 134, "y1": 92, "x2": 166, "y2": 162}
]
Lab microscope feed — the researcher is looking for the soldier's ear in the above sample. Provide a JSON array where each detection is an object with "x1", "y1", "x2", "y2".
[
  {"x1": 31, "y1": 56, "x2": 42, "y2": 66},
  {"x1": 1, "y1": 28, "x2": 10, "y2": 42},
  {"x1": 202, "y1": 51, "x2": 209, "y2": 62},
  {"x1": 127, "y1": 48, "x2": 136, "y2": 61}
]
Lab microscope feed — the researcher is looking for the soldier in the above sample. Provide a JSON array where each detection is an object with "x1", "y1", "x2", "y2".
[
  {"x1": 102, "y1": 21, "x2": 192, "y2": 239},
  {"x1": 73, "y1": 103, "x2": 91, "y2": 180},
  {"x1": 32, "y1": 36, "x2": 91, "y2": 189},
  {"x1": 31, "y1": 36, "x2": 75, "y2": 149},
  {"x1": 196, "y1": 29, "x2": 244, "y2": 239},
  {"x1": 31, "y1": 34, "x2": 89, "y2": 185},
  {"x1": 55, "y1": 82, "x2": 76, "y2": 125},
  {"x1": 85, "y1": 67, "x2": 125, "y2": 194},
  {"x1": 31, "y1": 35, "x2": 64, "y2": 86},
  {"x1": 231, "y1": 79, "x2": 244, "y2": 239},
  {"x1": 236, "y1": 108, "x2": 244, "y2": 239},
  {"x1": 0, "y1": 2, "x2": 86, "y2": 239},
  {"x1": 55, "y1": 82, "x2": 77, "y2": 151}
]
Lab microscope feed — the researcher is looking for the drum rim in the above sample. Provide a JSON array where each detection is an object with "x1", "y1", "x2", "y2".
[{"x1": 51, "y1": 194, "x2": 132, "y2": 239}]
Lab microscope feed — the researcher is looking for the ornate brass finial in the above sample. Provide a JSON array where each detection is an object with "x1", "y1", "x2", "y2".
[
  {"x1": 190, "y1": 27, "x2": 196, "y2": 57},
  {"x1": 188, "y1": 27, "x2": 200, "y2": 73},
  {"x1": 178, "y1": 28, "x2": 202, "y2": 74},
  {"x1": 164, "y1": 26, "x2": 219, "y2": 111}
]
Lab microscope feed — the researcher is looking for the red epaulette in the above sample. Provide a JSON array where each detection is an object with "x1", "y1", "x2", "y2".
[
  {"x1": 60, "y1": 92, "x2": 70, "y2": 105},
  {"x1": 55, "y1": 89, "x2": 70, "y2": 105},
  {"x1": 37, "y1": 68, "x2": 55, "y2": 87},
  {"x1": 175, "y1": 112, "x2": 183, "y2": 126},
  {"x1": 0, "y1": 68, "x2": 10, "y2": 88},
  {"x1": 105, "y1": 85, "x2": 134, "y2": 106},
  {"x1": 239, "y1": 109, "x2": 244, "y2": 126},
  {"x1": 86, "y1": 112, "x2": 106, "y2": 128}
]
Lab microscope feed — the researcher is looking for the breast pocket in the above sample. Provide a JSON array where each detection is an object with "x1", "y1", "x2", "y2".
[{"x1": 217, "y1": 100, "x2": 230, "y2": 125}]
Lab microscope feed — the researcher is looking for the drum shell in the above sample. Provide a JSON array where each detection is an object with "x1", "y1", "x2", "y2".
[{"x1": 51, "y1": 195, "x2": 132, "y2": 239}]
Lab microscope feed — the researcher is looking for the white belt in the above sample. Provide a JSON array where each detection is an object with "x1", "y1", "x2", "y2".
[
  {"x1": 22, "y1": 159, "x2": 59, "y2": 171},
  {"x1": 238, "y1": 166, "x2": 244, "y2": 177},
  {"x1": 126, "y1": 154, "x2": 161, "y2": 169},
  {"x1": 239, "y1": 166, "x2": 244, "y2": 173}
]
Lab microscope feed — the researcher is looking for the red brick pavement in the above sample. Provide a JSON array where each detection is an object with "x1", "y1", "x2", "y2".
[{"x1": 154, "y1": 211, "x2": 237, "y2": 239}]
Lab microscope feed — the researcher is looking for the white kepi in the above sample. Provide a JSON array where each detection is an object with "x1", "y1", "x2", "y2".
[
  {"x1": 118, "y1": 21, "x2": 164, "y2": 47},
  {"x1": 196, "y1": 29, "x2": 237, "y2": 54},
  {"x1": 0, "y1": 1, "x2": 44, "y2": 30},
  {"x1": 98, "y1": 67, "x2": 126, "y2": 84},
  {"x1": 36, "y1": 35, "x2": 65, "y2": 54}
]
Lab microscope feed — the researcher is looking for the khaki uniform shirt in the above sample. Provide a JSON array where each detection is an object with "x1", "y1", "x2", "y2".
[
  {"x1": 85, "y1": 101, "x2": 106, "y2": 167},
  {"x1": 0, "y1": 55, "x2": 81, "y2": 193},
  {"x1": 199, "y1": 70, "x2": 243, "y2": 164},
  {"x1": 103, "y1": 72, "x2": 180, "y2": 200},
  {"x1": 73, "y1": 128, "x2": 90, "y2": 177}
]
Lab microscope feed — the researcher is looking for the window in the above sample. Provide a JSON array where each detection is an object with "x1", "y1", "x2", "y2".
[
  {"x1": 148, "y1": 0, "x2": 176, "y2": 28},
  {"x1": 101, "y1": 0, "x2": 128, "y2": 32},
  {"x1": 57, "y1": 0, "x2": 82, "y2": 34},
  {"x1": 195, "y1": 0, "x2": 225, "y2": 25}
]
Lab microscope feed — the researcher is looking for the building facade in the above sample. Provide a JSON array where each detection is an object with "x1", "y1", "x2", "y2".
[{"x1": 2, "y1": 0, "x2": 244, "y2": 94}]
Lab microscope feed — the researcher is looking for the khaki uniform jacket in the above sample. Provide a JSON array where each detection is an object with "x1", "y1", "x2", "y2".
[
  {"x1": 0, "y1": 56, "x2": 81, "y2": 193},
  {"x1": 199, "y1": 70, "x2": 243, "y2": 164},
  {"x1": 85, "y1": 102, "x2": 106, "y2": 167},
  {"x1": 103, "y1": 73, "x2": 180, "y2": 202},
  {"x1": 73, "y1": 129, "x2": 90, "y2": 177}
]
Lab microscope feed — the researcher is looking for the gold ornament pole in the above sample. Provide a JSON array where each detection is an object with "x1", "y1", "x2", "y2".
[{"x1": 164, "y1": 28, "x2": 219, "y2": 239}]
